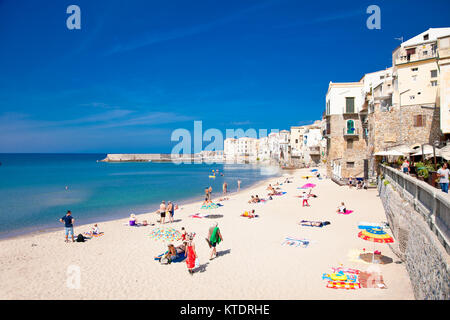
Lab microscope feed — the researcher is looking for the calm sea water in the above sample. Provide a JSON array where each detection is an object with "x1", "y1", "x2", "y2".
[{"x1": 0, "y1": 154, "x2": 281, "y2": 238}]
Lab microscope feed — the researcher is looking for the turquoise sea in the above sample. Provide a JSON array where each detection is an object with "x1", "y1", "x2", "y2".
[{"x1": 0, "y1": 154, "x2": 281, "y2": 239}]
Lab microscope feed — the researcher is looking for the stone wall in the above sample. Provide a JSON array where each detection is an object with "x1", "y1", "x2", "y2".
[{"x1": 378, "y1": 177, "x2": 449, "y2": 300}]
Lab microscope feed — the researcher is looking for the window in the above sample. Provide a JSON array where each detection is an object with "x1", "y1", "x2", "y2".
[
  {"x1": 326, "y1": 100, "x2": 330, "y2": 115},
  {"x1": 295, "y1": 139, "x2": 298, "y2": 144},
  {"x1": 410, "y1": 95, "x2": 415, "y2": 100},
  {"x1": 423, "y1": 34, "x2": 429, "y2": 41},
  {"x1": 431, "y1": 80, "x2": 438, "y2": 87},
  {"x1": 431, "y1": 70, "x2": 438, "y2": 78},
  {"x1": 347, "y1": 139, "x2": 353, "y2": 149},
  {"x1": 345, "y1": 97, "x2": 355, "y2": 113},
  {"x1": 346, "y1": 120, "x2": 355, "y2": 134},
  {"x1": 423, "y1": 50, "x2": 428, "y2": 56},
  {"x1": 414, "y1": 115, "x2": 426, "y2": 127},
  {"x1": 411, "y1": 67, "x2": 418, "y2": 72},
  {"x1": 346, "y1": 162, "x2": 355, "y2": 168}
]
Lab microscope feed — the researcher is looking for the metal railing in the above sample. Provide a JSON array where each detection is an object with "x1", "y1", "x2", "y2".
[{"x1": 380, "y1": 164, "x2": 449, "y2": 254}]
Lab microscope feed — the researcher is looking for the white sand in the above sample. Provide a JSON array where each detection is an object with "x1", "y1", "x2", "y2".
[{"x1": 0, "y1": 167, "x2": 415, "y2": 299}]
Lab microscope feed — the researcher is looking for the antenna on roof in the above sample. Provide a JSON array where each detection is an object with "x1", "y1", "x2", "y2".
[{"x1": 394, "y1": 36, "x2": 404, "y2": 43}]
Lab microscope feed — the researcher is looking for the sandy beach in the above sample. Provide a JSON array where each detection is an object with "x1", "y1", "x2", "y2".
[{"x1": 0, "y1": 167, "x2": 415, "y2": 299}]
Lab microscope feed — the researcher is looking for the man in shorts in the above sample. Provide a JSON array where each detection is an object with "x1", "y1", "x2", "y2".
[{"x1": 60, "y1": 210, "x2": 75, "y2": 242}]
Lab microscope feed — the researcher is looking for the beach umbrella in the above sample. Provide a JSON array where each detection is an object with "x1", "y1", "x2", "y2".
[
  {"x1": 149, "y1": 227, "x2": 181, "y2": 242},
  {"x1": 358, "y1": 227, "x2": 394, "y2": 264},
  {"x1": 298, "y1": 183, "x2": 316, "y2": 189}
]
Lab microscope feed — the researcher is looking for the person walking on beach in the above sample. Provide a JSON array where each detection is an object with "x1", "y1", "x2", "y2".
[
  {"x1": 60, "y1": 210, "x2": 75, "y2": 243},
  {"x1": 206, "y1": 222, "x2": 223, "y2": 260},
  {"x1": 185, "y1": 233, "x2": 197, "y2": 275},
  {"x1": 223, "y1": 182, "x2": 227, "y2": 194},
  {"x1": 167, "y1": 201, "x2": 174, "y2": 223},
  {"x1": 237, "y1": 179, "x2": 241, "y2": 192},
  {"x1": 159, "y1": 201, "x2": 166, "y2": 224},
  {"x1": 437, "y1": 162, "x2": 450, "y2": 193}
]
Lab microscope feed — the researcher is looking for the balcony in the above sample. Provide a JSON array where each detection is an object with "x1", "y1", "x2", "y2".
[
  {"x1": 309, "y1": 146, "x2": 320, "y2": 155},
  {"x1": 342, "y1": 107, "x2": 357, "y2": 115},
  {"x1": 343, "y1": 127, "x2": 359, "y2": 137}
]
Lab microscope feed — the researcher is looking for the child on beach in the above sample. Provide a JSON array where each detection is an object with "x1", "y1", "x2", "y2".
[
  {"x1": 337, "y1": 202, "x2": 347, "y2": 213},
  {"x1": 301, "y1": 192, "x2": 310, "y2": 207},
  {"x1": 181, "y1": 227, "x2": 187, "y2": 241}
]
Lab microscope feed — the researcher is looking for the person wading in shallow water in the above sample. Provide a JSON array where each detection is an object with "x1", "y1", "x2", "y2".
[{"x1": 223, "y1": 182, "x2": 227, "y2": 194}]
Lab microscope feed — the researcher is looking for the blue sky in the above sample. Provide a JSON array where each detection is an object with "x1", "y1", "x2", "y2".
[{"x1": 0, "y1": 0, "x2": 449, "y2": 153}]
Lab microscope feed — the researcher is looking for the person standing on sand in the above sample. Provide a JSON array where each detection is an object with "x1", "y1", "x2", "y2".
[
  {"x1": 60, "y1": 210, "x2": 75, "y2": 243},
  {"x1": 159, "y1": 201, "x2": 166, "y2": 224},
  {"x1": 237, "y1": 179, "x2": 241, "y2": 191},
  {"x1": 167, "y1": 201, "x2": 174, "y2": 223},
  {"x1": 205, "y1": 187, "x2": 210, "y2": 201},
  {"x1": 185, "y1": 233, "x2": 197, "y2": 275},
  {"x1": 208, "y1": 186, "x2": 212, "y2": 199},
  {"x1": 223, "y1": 182, "x2": 227, "y2": 194},
  {"x1": 206, "y1": 222, "x2": 223, "y2": 260},
  {"x1": 437, "y1": 162, "x2": 450, "y2": 193}
]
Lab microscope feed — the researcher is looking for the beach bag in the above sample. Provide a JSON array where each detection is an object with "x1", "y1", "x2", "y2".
[
  {"x1": 76, "y1": 234, "x2": 85, "y2": 242},
  {"x1": 160, "y1": 256, "x2": 170, "y2": 265},
  {"x1": 195, "y1": 257, "x2": 200, "y2": 269}
]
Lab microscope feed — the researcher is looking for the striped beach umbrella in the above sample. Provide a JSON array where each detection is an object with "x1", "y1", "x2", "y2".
[
  {"x1": 149, "y1": 227, "x2": 181, "y2": 242},
  {"x1": 358, "y1": 227, "x2": 394, "y2": 243},
  {"x1": 358, "y1": 227, "x2": 394, "y2": 264}
]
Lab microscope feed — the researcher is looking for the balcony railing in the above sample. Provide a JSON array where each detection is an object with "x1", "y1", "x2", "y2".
[
  {"x1": 343, "y1": 127, "x2": 359, "y2": 136},
  {"x1": 379, "y1": 164, "x2": 449, "y2": 254}
]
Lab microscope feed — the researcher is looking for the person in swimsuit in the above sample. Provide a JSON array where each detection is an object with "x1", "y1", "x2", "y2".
[
  {"x1": 159, "y1": 201, "x2": 166, "y2": 224},
  {"x1": 223, "y1": 182, "x2": 227, "y2": 194},
  {"x1": 336, "y1": 202, "x2": 346, "y2": 213},
  {"x1": 167, "y1": 201, "x2": 174, "y2": 223}
]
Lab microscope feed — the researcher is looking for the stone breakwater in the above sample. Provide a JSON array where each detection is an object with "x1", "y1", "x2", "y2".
[
  {"x1": 101, "y1": 154, "x2": 199, "y2": 162},
  {"x1": 378, "y1": 177, "x2": 450, "y2": 300}
]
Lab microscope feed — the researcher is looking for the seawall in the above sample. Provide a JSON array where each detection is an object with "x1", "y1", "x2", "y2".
[{"x1": 378, "y1": 166, "x2": 450, "y2": 300}]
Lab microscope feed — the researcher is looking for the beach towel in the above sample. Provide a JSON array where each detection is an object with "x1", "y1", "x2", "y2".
[
  {"x1": 273, "y1": 191, "x2": 286, "y2": 196},
  {"x1": 282, "y1": 237, "x2": 311, "y2": 248},
  {"x1": 201, "y1": 203, "x2": 220, "y2": 210},
  {"x1": 337, "y1": 210, "x2": 353, "y2": 215},
  {"x1": 326, "y1": 281, "x2": 361, "y2": 290},
  {"x1": 209, "y1": 227, "x2": 222, "y2": 246},
  {"x1": 358, "y1": 271, "x2": 387, "y2": 289},
  {"x1": 189, "y1": 213, "x2": 209, "y2": 219},
  {"x1": 299, "y1": 220, "x2": 330, "y2": 228},
  {"x1": 154, "y1": 251, "x2": 186, "y2": 263},
  {"x1": 83, "y1": 232, "x2": 104, "y2": 237},
  {"x1": 240, "y1": 212, "x2": 259, "y2": 219}
]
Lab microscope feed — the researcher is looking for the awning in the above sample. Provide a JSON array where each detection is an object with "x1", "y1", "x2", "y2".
[
  {"x1": 411, "y1": 145, "x2": 435, "y2": 156},
  {"x1": 374, "y1": 150, "x2": 405, "y2": 156}
]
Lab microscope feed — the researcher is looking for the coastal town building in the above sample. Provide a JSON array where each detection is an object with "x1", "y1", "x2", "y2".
[
  {"x1": 438, "y1": 34, "x2": 450, "y2": 139},
  {"x1": 324, "y1": 80, "x2": 368, "y2": 181},
  {"x1": 325, "y1": 27, "x2": 450, "y2": 183},
  {"x1": 290, "y1": 121, "x2": 324, "y2": 167}
]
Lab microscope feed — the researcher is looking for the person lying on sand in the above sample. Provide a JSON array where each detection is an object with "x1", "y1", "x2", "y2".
[
  {"x1": 308, "y1": 189, "x2": 317, "y2": 198},
  {"x1": 299, "y1": 220, "x2": 323, "y2": 227},
  {"x1": 248, "y1": 195, "x2": 255, "y2": 203}
]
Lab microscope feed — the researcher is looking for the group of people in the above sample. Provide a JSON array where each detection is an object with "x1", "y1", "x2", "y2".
[
  {"x1": 402, "y1": 159, "x2": 449, "y2": 194},
  {"x1": 156, "y1": 200, "x2": 176, "y2": 224},
  {"x1": 248, "y1": 195, "x2": 262, "y2": 203},
  {"x1": 348, "y1": 176, "x2": 368, "y2": 190}
]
